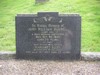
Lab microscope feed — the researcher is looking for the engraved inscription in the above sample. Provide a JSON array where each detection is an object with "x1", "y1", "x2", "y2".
[
  {"x1": 16, "y1": 12, "x2": 81, "y2": 59},
  {"x1": 27, "y1": 16, "x2": 73, "y2": 53}
]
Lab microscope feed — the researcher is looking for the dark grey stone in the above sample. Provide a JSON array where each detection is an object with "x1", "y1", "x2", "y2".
[
  {"x1": 35, "y1": 0, "x2": 49, "y2": 4},
  {"x1": 15, "y1": 12, "x2": 81, "y2": 59}
]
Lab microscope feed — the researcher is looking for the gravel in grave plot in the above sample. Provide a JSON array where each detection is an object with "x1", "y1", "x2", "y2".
[{"x1": 0, "y1": 60, "x2": 100, "y2": 75}]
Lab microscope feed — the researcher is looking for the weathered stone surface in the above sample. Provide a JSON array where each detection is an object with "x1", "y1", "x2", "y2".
[
  {"x1": 81, "y1": 52, "x2": 100, "y2": 61},
  {"x1": 0, "y1": 52, "x2": 15, "y2": 60},
  {"x1": 35, "y1": 0, "x2": 49, "y2": 4},
  {"x1": 16, "y1": 12, "x2": 81, "y2": 59},
  {"x1": 0, "y1": 52, "x2": 100, "y2": 61}
]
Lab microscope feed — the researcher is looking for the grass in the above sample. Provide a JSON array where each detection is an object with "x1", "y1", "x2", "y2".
[{"x1": 0, "y1": 0, "x2": 100, "y2": 52}]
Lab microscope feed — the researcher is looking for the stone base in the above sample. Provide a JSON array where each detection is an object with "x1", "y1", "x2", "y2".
[
  {"x1": 0, "y1": 52, "x2": 100, "y2": 61},
  {"x1": 81, "y1": 52, "x2": 100, "y2": 61},
  {"x1": 0, "y1": 52, "x2": 15, "y2": 60}
]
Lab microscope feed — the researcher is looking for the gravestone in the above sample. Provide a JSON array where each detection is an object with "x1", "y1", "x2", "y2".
[
  {"x1": 16, "y1": 12, "x2": 81, "y2": 59},
  {"x1": 35, "y1": 0, "x2": 49, "y2": 4}
]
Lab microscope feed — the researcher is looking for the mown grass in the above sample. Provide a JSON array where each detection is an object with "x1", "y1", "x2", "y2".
[{"x1": 0, "y1": 0, "x2": 100, "y2": 52}]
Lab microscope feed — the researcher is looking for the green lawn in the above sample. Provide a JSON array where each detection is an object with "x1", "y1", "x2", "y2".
[{"x1": 0, "y1": 0, "x2": 100, "y2": 52}]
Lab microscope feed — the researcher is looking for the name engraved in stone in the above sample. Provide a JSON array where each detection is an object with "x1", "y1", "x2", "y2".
[
  {"x1": 27, "y1": 17, "x2": 72, "y2": 53},
  {"x1": 28, "y1": 24, "x2": 64, "y2": 31}
]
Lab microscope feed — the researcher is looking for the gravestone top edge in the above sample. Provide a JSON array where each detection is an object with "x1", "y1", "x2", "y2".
[
  {"x1": 16, "y1": 14, "x2": 37, "y2": 17},
  {"x1": 15, "y1": 12, "x2": 81, "y2": 59},
  {"x1": 16, "y1": 12, "x2": 81, "y2": 17}
]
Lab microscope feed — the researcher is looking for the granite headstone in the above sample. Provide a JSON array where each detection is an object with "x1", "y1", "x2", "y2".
[{"x1": 15, "y1": 12, "x2": 81, "y2": 59}]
